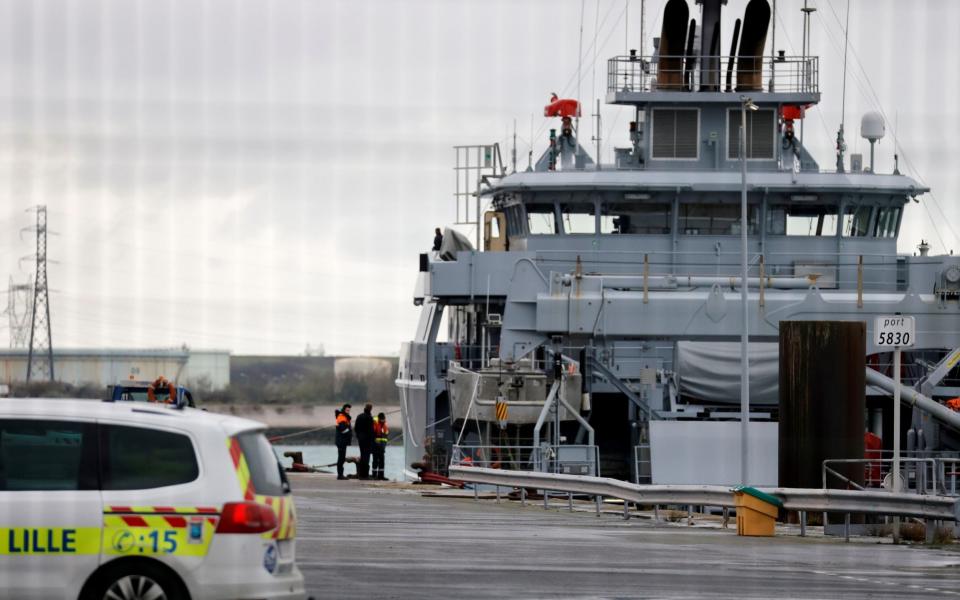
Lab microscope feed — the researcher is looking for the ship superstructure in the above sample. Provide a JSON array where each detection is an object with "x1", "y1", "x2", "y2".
[{"x1": 397, "y1": 0, "x2": 960, "y2": 484}]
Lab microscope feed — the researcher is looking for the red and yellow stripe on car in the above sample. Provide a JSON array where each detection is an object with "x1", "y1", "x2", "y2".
[
  {"x1": 255, "y1": 494, "x2": 296, "y2": 540},
  {"x1": 102, "y1": 506, "x2": 220, "y2": 557},
  {"x1": 227, "y1": 437, "x2": 256, "y2": 501},
  {"x1": 227, "y1": 438, "x2": 297, "y2": 540}
]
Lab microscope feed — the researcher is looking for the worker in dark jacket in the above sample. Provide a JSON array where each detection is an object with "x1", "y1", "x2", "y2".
[
  {"x1": 354, "y1": 403, "x2": 375, "y2": 480},
  {"x1": 335, "y1": 404, "x2": 352, "y2": 480},
  {"x1": 433, "y1": 227, "x2": 443, "y2": 251},
  {"x1": 372, "y1": 412, "x2": 389, "y2": 480}
]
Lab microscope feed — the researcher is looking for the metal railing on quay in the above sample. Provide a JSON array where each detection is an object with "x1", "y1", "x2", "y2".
[
  {"x1": 824, "y1": 458, "x2": 937, "y2": 495},
  {"x1": 607, "y1": 55, "x2": 819, "y2": 95},
  {"x1": 450, "y1": 444, "x2": 600, "y2": 477},
  {"x1": 824, "y1": 452, "x2": 960, "y2": 498},
  {"x1": 448, "y1": 465, "x2": 960, "y2": 537}
]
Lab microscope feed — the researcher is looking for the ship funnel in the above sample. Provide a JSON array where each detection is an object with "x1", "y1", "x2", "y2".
[
  {"x1": 656, "y1": 0, "x2": 689, "y2": 90},
  {"x1": 735, "y1": 0, "x2": 770, "y2": 92},
  {"x1": 683, "y1": 19, "x2": 698, "y2": 90},
  {"x1": 725, "y1": 18, "x2": 741, "y2": 92},
  {"x1": 698, "y1": 0, "x2": 724, "y2": 91},
  {"x1": 860, "y1": 111, "x2": 885, "y2": 172}
]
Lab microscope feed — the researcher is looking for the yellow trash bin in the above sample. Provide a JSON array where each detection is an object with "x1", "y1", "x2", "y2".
[{"x1": 732, "y1": 486, "x2": 782, "y2": 537}]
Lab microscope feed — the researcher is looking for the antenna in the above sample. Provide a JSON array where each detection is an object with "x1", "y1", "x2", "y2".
[
  {"x1": 25, "y1": 205, "x2": 55, "y2": 382},
  {"x1": 836, "y1": 0, "x2": 851, "y2": 173},
  {"x1": 770, "y1": 0, "x2": 776, "y2": 92},
  {"x1": 592, "y1": 99, "x2": 602, "y2": 169},
  {"x1": 575, "y1": 0, "x2": 586, "y2": 162},
  {"x1": 512, "y1": 119, "x2": 517, "y2": 173},
  {"x1": 528, "y1": 113, "x2": 534, "y2": 171},
  {"x1": 640, "y1": 0, "x2": 645, "y2": 55},
  {"x1": 800, "y1": 0, "x2": 816, "y2": 146}
]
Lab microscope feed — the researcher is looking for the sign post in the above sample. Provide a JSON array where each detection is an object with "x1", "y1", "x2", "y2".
[{"x1": 875, "y1": 315, "x2": 915, "y2": 542}]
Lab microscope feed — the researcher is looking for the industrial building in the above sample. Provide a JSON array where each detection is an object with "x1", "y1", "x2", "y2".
[{"x1": 0, "y1": 348, "x2": 230, "y2": 391}]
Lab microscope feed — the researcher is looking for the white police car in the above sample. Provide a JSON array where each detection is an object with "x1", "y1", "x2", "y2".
[{"x1": 0, "y1": 398, "x2": 306, "y2": 600}]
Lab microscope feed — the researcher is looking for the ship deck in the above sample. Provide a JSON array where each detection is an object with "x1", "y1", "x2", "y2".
[{"x1": 290, "y1": 473, "x2": 960, "y2": 599}]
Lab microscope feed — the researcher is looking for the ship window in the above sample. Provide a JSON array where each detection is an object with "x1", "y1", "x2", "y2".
[
  {"x1": 842, "y1": 205, "x2": 873, "y2": 237},
  {"x1": 767, "y1": 205, "x2": 838, "y2": 236},
  {"x1": 680, "y1": 204, "x2": 758, "y2": 235},
  {"x1": 651, "y1": 108, "x2": 699, "y2": 159},
  {"x1": 600, "y1": 203, "x2": 672, "y2": 234},
  {"x1": 526, "y1": 204, "x2": 557, "y2": 234},
  {"x1": 874, "y1": 206, "x2": 900, "y2": 238},
  {"x1": 727, "y1": 109, "x2": 775, "y2": 160},
  {"x1": 561, "y1": 202, "x2": 596, "y2": 234}
]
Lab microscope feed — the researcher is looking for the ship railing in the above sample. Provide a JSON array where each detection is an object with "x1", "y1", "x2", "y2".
[
  {"x1": 532, "y1": 249, "x2": 920, "y2": 293},
  {"x1": 451, "y1": 444, "x2": 599, "y2": 477},
  {"x1": 823, "y1": 453, "x2": 960, "y2": 497},
  {"x1": 607, "y1": 54, "x2": 819, "y2": 95}
]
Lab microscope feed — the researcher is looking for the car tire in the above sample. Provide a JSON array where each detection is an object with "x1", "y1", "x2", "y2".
[{"x1": 83, "y1": 560, "x2": 189, "y2": 600}]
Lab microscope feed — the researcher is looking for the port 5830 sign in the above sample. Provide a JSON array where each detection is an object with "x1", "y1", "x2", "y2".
[{"x1": 874, "y1": 316, "x2": 915, "y2": 348}]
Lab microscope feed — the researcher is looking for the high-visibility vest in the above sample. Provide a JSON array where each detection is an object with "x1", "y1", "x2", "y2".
[{"x1": 374, "y1": 421, "x2": 389, "y2": 444}]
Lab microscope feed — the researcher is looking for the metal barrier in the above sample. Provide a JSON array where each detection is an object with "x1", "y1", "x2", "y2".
[
  {"x1": 451, "y1": 444, "x2": 599, "y2": 477},
  {"x1": 448, "y1": 465, "x2": 960, "y2": 525},
  {"x1": 607, "y1": 55, "x2": 819, "y2": 95}
]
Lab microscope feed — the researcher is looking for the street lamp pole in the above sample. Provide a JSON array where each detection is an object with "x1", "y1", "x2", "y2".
[{"x1": 739, "y1": 96, "x2": 757, "y2": 486}]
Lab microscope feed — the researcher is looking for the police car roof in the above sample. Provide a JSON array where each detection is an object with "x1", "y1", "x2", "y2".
[{"x1": 0, "y1": 397, "x2": 265, "y2": 437}]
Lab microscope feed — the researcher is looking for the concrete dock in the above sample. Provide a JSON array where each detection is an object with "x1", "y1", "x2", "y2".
[{"x1": 290, "y1": 473, "x2": 960, "y2": 599}]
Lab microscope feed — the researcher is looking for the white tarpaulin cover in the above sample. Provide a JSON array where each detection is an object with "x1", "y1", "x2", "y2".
[{"x1": 675, "y1": 342, "x2": 779, "y2": 405}]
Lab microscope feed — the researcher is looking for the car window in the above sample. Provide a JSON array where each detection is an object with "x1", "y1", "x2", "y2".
[
  {"x1": 236, "y1": 432, "x2": 289, "y2": 496},
  {"x1": 0, "y1": 419, "x2": 98, "y2": 491},
  {"x1": 100, "y1": 424, "x2": 199, "y2": 490}
]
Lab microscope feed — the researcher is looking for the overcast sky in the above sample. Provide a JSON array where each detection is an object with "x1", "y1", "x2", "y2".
[{"x1": 1, "y1": 0, "x2": 958, "y2": 356}]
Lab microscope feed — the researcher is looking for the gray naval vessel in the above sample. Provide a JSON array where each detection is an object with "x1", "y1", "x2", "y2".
[{"x1": 397, "y1": 0, "x2": 960, "y2": 485}]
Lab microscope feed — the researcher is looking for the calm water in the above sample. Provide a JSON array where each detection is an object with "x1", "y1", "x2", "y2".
[{"x1": 273, "y1": 444, "x2": 406, "y2": 481}]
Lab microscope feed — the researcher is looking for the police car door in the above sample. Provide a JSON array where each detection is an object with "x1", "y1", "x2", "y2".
[
  {"x1": 0, "y1": 418, "x2": 102, "y2": 599},
  {"x1": 98, "y1": 423, "x2": 207, "y2": 569}
]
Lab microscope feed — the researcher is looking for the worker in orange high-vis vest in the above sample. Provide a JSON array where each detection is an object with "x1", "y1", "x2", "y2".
[
  {"x1": 372, "y1": 412, "x2": 389, "y2": 480},
  {"x1": 335, "y1": 404, "x2": 353, "y2": 480}
]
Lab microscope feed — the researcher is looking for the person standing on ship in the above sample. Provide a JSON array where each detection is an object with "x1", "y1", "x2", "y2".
[
  {"x1": 433, "y1": 227, "x2": 443, "y2": 252},
  {"x1": 372, "y1": 412, "x2": 389, "y2": 480},
  {"x1": 335, "y1": 404, "x2": 353, "y2": 480},
  {"x1": 355, "y1": 403, "x2": 375, "y2": 480}
]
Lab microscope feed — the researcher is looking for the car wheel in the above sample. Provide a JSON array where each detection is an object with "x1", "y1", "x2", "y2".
[{"x1": 87, "y1": 561, "x2": 188, "y2": 600}]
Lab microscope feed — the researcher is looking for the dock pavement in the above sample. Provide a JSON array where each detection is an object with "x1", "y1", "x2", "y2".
[{"x1": 290, "y1": 472, "x2": 960, "y2": 599}]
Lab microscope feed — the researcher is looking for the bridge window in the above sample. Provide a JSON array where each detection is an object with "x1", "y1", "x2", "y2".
[
  {"x1": 561, "y1": 202, "x2": 596, "y2": 234},
  {"x1": 504, "y1": 205, "x2": 523, "y2": 236},
  {"x1": 874, "y1": 206, "x2": 900, "y2": 238},
  {"x1": 681, "y1": 204, "x2": 758, "y2": 235},
  {"x1": 767, "y1": 205, "x2": 838, "y2": 236},
  {"x1": 842, "y1": 205, "x2": 872, "y2": 237},
  {"x1": 600, "y1": 203, "x2": 672, "y2": 234},
  {"x1": 526, "y1": 204, "x2": 556, "y2": 234}
]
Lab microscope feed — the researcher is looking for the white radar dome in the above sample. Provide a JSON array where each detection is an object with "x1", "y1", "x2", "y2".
[{"x1": 861, "y1": 111, "x2": 885, "y2": 142}]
